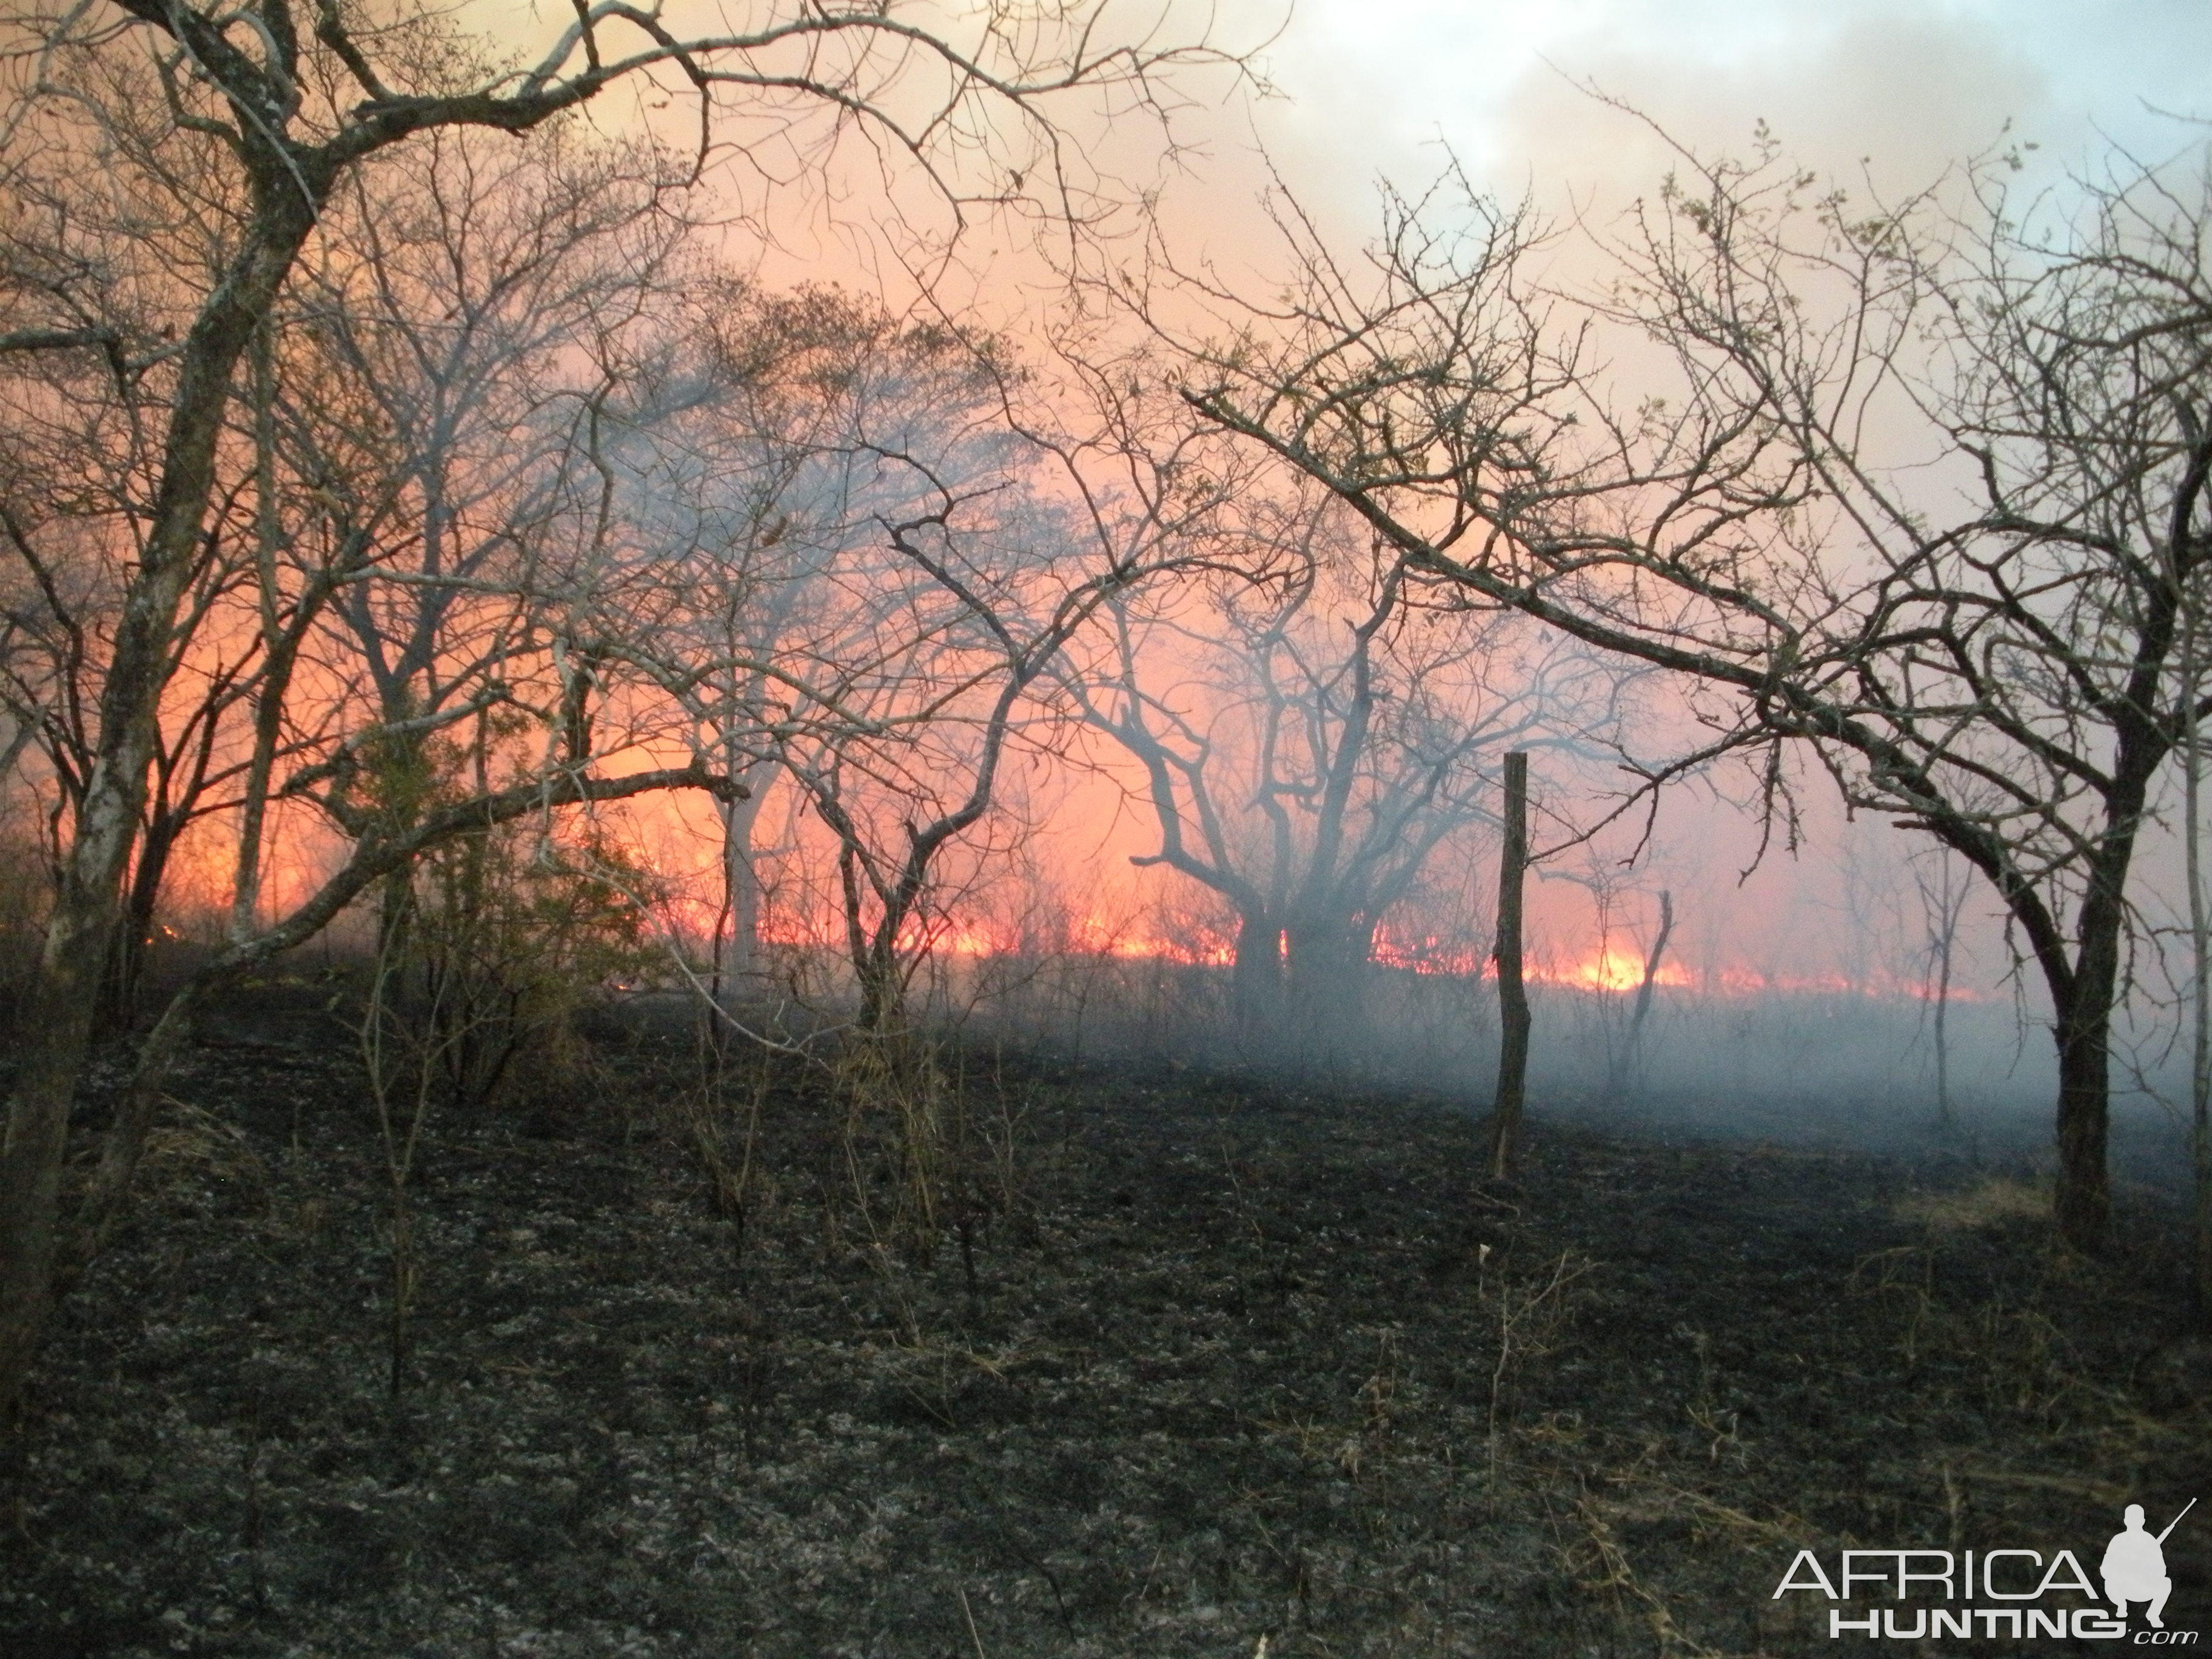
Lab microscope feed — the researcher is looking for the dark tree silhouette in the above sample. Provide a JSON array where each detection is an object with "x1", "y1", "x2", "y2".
[{"x1": 1183, "y1": 143, "x2": 2212, "y2": 1251}]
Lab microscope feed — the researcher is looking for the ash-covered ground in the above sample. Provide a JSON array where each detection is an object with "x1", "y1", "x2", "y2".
[{"x1": 3, "y1": 991, "x2": 2208, "y2": 1657}]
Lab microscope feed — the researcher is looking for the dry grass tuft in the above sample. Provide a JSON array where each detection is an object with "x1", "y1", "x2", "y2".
[
  {"x1": 1895, "y1": 1175, "x2": 2048, "y2": 1229},
  {"x1": 138, "y1": 1099, "x2": 268, "y2": 1196}
]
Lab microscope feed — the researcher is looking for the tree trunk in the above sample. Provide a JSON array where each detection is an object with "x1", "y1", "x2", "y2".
[
  {"x1": 0, "y1": 886, "x2": 114, "y2": 1419},
  {"x1": 854, "y1": 942, "x2": 903, "y2": 1035},
  {"x1": 96, "y1": 808, "x2": 184, "y2": 1038},
  {"x1": 1230, "y1": 911, "x2": 1283, "y2": 1030},
  {"x1": 1612, "y1": 890, "x2": 1673, "y2": 1098},
  {"x1": 2049, "y1": 741, "x2": 2147, "y2": 1251},
  {"x1": 1932, "y1": 915, "x2": 1955, "y2": 1126},
  {"x1": 68, "y1": 976, "x2": 214, "y2": 1280},
  {"x1": 1487, "y1": 752, "x2": 1530, "y2": 1179},
  {"x1": 0, "y1": 164, "x2": 324, "y2": 1415},
  {"x1": 2053, "y1": 990, "x2": 2113, "y2": 1252},
  {"x1": 1284, "y1": 914, "x2": 1374, "y2": 1059},
  {"x1": 716, "y1": 768, "x2": 772, "y2": 1005},
  {"x1": 2002, "y1": 873, "x2": 2119, "y2": 1255}
]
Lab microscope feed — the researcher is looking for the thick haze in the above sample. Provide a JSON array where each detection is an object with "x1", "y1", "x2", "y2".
[
  {"x1": 1255, "y1": 0, "x2": 2204, "y2": 213},
  {"x1": 435, "y1": 0, "x2": 2206, "y2": 1121},
  {"x1": 708, "y1": 0, "x2": 2196, "y2": 1009},
  {"x1": 1226, "y1": 0, "x2": 2208, "y2": 1048}
]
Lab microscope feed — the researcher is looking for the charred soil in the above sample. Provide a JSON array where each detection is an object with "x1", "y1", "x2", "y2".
[{"x1": 2, "y1": 990, "x2": 2207, "y2": 1657}]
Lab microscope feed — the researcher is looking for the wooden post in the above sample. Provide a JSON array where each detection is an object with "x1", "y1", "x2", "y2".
[{"x1": 1487, "y1": 751, "x2": 1530, "y2": 1179}]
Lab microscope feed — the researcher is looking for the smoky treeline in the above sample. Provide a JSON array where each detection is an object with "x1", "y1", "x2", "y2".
[
  {"x1": 0, "y1": 0, "x2": 2208, "y2": 1418},
  {"x1": 0, "y1": 113, "x2": 1613, "y2": 1064}
]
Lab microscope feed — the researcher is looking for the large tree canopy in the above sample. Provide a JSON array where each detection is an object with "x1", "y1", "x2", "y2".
[{"x1": 1182, "y1": 144, "x2": 2212, "y2": 1250}]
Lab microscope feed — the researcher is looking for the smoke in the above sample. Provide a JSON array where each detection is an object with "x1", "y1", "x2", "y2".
[{"x1": 1252, "y1": 0, "x2": 2200, "y2": 207}]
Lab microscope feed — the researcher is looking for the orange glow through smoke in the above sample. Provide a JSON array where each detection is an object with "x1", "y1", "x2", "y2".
[{"x1": 147, "y1": 757, "x2": 1982, "y2": 1008}]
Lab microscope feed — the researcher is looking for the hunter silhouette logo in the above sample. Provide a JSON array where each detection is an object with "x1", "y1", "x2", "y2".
[
  {"x1": 2106, "y1": 1501, "x2": 2194, "y2": 1631},
  {"x1": 1773, "y1": 1497, "x2": 2199, "y2": 1641}
]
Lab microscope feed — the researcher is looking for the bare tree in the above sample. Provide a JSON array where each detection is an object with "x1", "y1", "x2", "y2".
[
  {"x1": 1911, "y1": 848, "x2": 1971, "y2": 1123},
  {"x1": 0, "y1": 109, "x2": 273, "y2": 1030},
  {"x1": 0, "y1": 0, "x2": 1245, "y2": 1415},
  {"x1": 1182, "y1": 141, "x2": 2212, "y2": 1251},
  {"x1": 1488, "y1": 748, "x2": 1530, "y2": 1176},
  {"x1": 615, "y1": 286, "x2": 1019, "y2": 1016},
  {"x1": 776, "y1": 405, "x2": 1198, "y2": 1034},
  {"x1": 1071, "y1": 482, "x2": 1589, "y2": 1056},
  {"x1": 620, "y1": 282, "x2": 854, "y2": 1004},
  {"x1": 286, "y1": 124, "x2": 693, "y2": 751},
  {"x1": 626, "y1": 315, "x2": 1257, "y2": 1037},
  {"x1": 1612, "y1": 888, "x2": 1675, "y2": 1099}
]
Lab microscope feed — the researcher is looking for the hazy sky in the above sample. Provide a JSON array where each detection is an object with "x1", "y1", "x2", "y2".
[
  {"x1": 525, "y1": 2, "x2": 2205, "y2": 310},
  {"x1": 1256, "y1": 0, "x2": 2207, "y2": 206}
]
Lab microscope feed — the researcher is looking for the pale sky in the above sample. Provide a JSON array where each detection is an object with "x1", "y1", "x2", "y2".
[
  {"x1": 508, "y1": 2, "x2": 2206, "y2": 310},
  {"x1": 1258, "y1": 0, "x2": 2207, "y2": 201}
]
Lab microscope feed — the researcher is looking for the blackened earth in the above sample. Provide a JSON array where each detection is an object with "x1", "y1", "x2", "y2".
[{"x1": 3, "y1": 995, "x2": 2208, "y2": 1657}]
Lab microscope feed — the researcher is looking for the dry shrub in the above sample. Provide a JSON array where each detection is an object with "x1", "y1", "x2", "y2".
[
  {"x1": 667, "y1": 1058, "x2": 784, "y2": 1255},
  {"x1": 1560, "y1": 1493, "x2": 1726, "y2": 1659},
  {"x1": 1483, "y1": 1248, "x2": 1597, "y2": 1466},
  {"x1": 1261, "y1": 1326, "x2": 1406, "y2": 1480},
  {"x1": 835, "y1": 1034, "x2": 954, "y2": 1261},
  {"x1": 136, "y1": 1099, "x2": 269, "y2": 1201},
  {"x1": 811, "y1": 1031, "x2": 1025, "y2": 1316},
  {"x1": 394, "y1": 823, "x2": 662, "y2": 1111}
]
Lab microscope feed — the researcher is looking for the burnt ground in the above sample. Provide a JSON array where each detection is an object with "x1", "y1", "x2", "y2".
[{"x1": 2, "y1": 991, "x2": 2210, "y2": 1658}]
